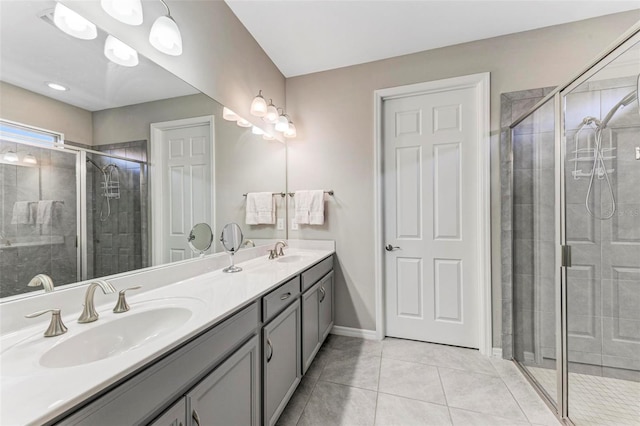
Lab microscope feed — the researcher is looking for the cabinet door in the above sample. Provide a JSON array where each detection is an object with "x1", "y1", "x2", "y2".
[
  {"x1": 263, "y1": 299, "x2": 301, "y2": 426},
  {"x1": 319, "y1": 271, "x2": 334, "y2": 342},
  {"x1": 149, "y1": 399, "x2": 187, "y2": 426},
  {"x1": 302, "y1": 281, "x2": 322, "y2": 374},
  {"x1": 187, "y1": 336, "x2": 260, "y2": 426}
]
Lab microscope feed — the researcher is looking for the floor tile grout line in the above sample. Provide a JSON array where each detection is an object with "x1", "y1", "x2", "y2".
[
  {"x1": 376, "y1": 390, "x2": 449, "y2": 408},
  {"x1": 500, "y1": 367, "x2": 545, "y2": 424},
  {"x1": 436, "y1": 367, "x2": 455, "y2": 425},
  {"x1": 380, "y1": 353, "x2": 501, "y2": 377}
]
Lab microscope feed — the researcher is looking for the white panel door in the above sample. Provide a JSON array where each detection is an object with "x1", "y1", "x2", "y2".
[
  {"x1": 384, "y1": 87, "x2": 479, "y2": 348},
  {"x1": 161, "y1": 123, "x2": 211, "y2": 263}
]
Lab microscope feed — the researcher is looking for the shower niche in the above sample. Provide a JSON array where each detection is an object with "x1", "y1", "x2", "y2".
[{"x1": 505, "y1": 27, "x2": 640, "y2": 425}]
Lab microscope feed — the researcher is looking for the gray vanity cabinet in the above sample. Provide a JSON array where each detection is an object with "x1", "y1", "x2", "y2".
[
  {"x1": 301, "y1": 271, "x2": 334, "y2": 373},
  {"x1": 149, "y1": 400, "x2": 186, "y2": 426},
  {"x1": 263, "y1": 299, "x2": 302, "y2": 426},
  {"x1": 186, "y1": 335, "x2": 260, "y2": 426}
]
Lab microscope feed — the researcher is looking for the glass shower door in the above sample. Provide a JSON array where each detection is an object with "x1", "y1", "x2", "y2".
[
  {"x1": 511, "y1": 96, "x2": 560, "y2": 406},
  {"x1": 562, "y1": 39, "x2": 640, "y2": 425}
]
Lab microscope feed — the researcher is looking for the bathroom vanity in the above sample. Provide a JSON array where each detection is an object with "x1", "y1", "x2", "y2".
[{"x1": 0, "y1": 241, "x2": 334, "y2": 426}]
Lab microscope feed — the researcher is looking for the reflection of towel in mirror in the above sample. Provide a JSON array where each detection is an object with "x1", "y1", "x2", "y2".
[
  {"x1": 245, "y1": 192, "x2": 275, "y2": 225},
  {"x1": 294, "y1": 190, "x2": 324, "y2": 225},
  {"x1": 11, "y1": 201, "x2": 37, "y2": 224},
  {"x1": 36, "y1": 200, "x2": 62, "y2": 226}
]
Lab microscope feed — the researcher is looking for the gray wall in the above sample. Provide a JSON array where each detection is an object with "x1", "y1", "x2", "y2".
[
  {"x1": 285, "y1": 11, "x2": 640, "y2": 340},
  {"x1": 0, "y1": 82, "x2": 93, "y2": 144}
]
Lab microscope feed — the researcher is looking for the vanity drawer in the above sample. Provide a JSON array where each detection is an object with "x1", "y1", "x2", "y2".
[
  {"x1": 301, "y1": 255, "x2": 333, "y2": 291},
  {"x1": 262, "y1": 276, "x2": 301, "y2": 322}
]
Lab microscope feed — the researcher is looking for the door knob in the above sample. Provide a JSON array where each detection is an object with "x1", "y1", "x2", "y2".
[{"x1": 385, "y1": 244, "x2": 400, "y2": 251}]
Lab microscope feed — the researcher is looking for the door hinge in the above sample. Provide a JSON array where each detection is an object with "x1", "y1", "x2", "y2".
[{"x1": 561, "y1": 245, "x2": 572, "y2": 268}]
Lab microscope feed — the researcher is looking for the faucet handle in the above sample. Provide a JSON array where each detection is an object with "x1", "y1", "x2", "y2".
[
  {"x1": 25, "y1": 309, "x2": 68, "y2": 337},
  {"x1": 268, "y1": 249, "x2": 277, "y2": 260},
  {"x1": 113, "y1": 286, "x2": 142, "y2": 314}
]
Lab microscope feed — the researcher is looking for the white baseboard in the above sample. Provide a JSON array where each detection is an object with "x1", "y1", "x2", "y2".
[
  {"x1": 330, "y1": 325, "x2": 378, "y2": 340},
  {"x1": 492, "y1": 347, "x2": 503, "y2": 358}
]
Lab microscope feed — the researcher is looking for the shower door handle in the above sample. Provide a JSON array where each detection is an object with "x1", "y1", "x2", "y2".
[{"x1": 561, "y1": 245, "x2": 572, "y2": 268}]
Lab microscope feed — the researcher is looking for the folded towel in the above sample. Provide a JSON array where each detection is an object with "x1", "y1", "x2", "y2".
[
  {"x1": 246, "y1": 192, "x2": 276, "y2": 225},
  {"x1": 294, "y1": 190, "x2": 325, "y2": 225},
  {"x1": 11, "y1": 201, "x2": 36, "y2": 225},
  {"x1": 36, "y1": 200, "x2": 63, "y2": 226}
]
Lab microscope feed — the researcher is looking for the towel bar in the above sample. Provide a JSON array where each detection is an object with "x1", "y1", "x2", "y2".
[
  {"x1": 288, "y1": 190, "x2": 334, "y2": 197},
  {"x1": 242, "y1": 192, "x2": 286, "y2": 197}
]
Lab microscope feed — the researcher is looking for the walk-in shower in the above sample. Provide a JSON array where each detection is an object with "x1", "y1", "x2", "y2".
[{"x1": 507, "y1": 26, "x2": 640, "y2": 426}]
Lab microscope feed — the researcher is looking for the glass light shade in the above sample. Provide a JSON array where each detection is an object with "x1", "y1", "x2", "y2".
[
  {"x1": 23, "y1": 154, "x2": 38, "y2": 165},
  {"x1": 53, "y1": 3, "x2": 97, "y2": 40},
  {"x1": 100, "y1": 0, "x2": 143, "y2": 25},
  {"x1": 149, "y1": 15, "x2": 183, "y2": 56},
  {"x1": 263, "y1": 133, "x2": 276, "y2": 141},
  {"x1": 250, "y1": 91, "x2": 267, "y2": 117},
  {"x1": 46, "y1": 82, "x2": 68, "y2": 91},
  {"x1": 251, "y1": 126, "x2": 264, "y2": 135},
  {"x1": 284, "y1": 121, "x2": 297, "y2": 138},
  {"x1": 104, "y1": 35, "x2": 139, "y2": 67},
  {"x1": 3, "y1": 151, "x2": 19, "y2": 162},
  {"x1": 222, "y1": 107, "x2": 239, "y2": 121},
  {"x1": 275, "y1": 114, "x2": 289, "y2": 132},
  {"x1": 263, "y1": 103, "x2": 279, "y2": 124},
  {"x1": 237, "y1": 118, "x2": 252, "y2": 128}
]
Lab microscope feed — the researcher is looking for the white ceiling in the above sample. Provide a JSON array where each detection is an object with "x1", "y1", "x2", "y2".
[
  {"x1": 225, "y1": 0, "x2": 640, "y2": 77},
  {"x1": 0, "y1": 1, "x2": 198, "y2": 112}
]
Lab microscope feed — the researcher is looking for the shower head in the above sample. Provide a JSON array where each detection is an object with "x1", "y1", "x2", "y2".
[{"x1": 601, "y1": 89, "x2": 638, "y2": 129}]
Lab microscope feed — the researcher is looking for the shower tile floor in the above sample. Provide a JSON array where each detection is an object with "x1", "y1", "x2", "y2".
[
  {"x1": 277, "y1": 336, "x2": 560, "y2": 426},
  {"x1": 528, "y1": 366, "x2": 640, "y2": 426}
]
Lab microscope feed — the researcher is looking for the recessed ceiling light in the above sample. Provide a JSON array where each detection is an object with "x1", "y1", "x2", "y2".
[{"x1": 46, "y1": 82, "x2": 69, "y2": 91}]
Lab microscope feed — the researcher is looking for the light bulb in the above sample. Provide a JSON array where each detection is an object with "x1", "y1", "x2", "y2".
[
  {"x1": 149, "y1": 15, "x2": 183, "y2": 56},
  {"x1": 223, "y1": 107, "x2": 239, "y2": 121},
  {"x1": 263, "y1": 100, "x2": 279, "y2": 124},
  {"x1": 252, "y1": 126, "x2": 264, "y2": 135},
  {"x1": 104, "y1": 35, "x2": 139, "y2": 67},
  {"x1": 275, "y1": 114, "x2": 289, "y2": 132},
  {"x1": 23, "y1": 154, "x2": 38, "y2": 165},
  {"x1": 237, "y1": 118, "x2": 252, "y2": 128},
  {"x1": 284, "y1": 121, "x2": 297, "y2": 138},
  {"x1": 53, "y1": 2, "x2": 97, "y2": 40},
  {"x1": 46, "y1": 82, "x2": 68, "y2": 91},
  {"x1": 250, "y1": 90, "x2": 267, "y2": 117},
  {"x1": 100, "y1": 0, "x2": 143, "y2": 25},
  {"x1": 3, "y1": 151, "x2": 19, "y2": 162}
]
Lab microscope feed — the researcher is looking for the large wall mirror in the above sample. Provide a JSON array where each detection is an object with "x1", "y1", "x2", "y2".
[{"x1": 0, "y1": 1, "x2": 287, "y2": 299}]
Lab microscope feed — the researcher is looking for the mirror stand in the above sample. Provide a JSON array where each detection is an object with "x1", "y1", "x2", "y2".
[
  {"x1": 222, "y1": 253, "x2": 242, "y2": 273},
  {"x1": 220, "y1": 223, "x2": 244, "y2": 273}
]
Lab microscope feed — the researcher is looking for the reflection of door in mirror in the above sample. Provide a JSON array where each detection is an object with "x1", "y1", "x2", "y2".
[{"x1": 151, "y1": 116, "x2": 214, "y2": 265}]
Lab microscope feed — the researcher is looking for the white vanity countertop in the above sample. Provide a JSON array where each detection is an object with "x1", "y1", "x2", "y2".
[{"x1": 0, "y1": 245, "x2": 334, "y2": 426}]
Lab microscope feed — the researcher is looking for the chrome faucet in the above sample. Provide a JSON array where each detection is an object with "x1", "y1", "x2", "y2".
[
  {"x1": 274, "y1": 240, "x2": 287, "y2": 257},
  {"x1": 78, "y1": 279, "x2": 116, "y2": 323},
  {"x1": 28, "y1": 274, "x2": 55, "y2": 292}
]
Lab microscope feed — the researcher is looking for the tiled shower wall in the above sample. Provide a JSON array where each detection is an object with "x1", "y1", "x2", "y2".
[
  {"x1": 88, "y1": 141, "x2": 148, "y2": 279},
  {"x1": 502, "y1": 78, "x2": 640, "y2": 380}
]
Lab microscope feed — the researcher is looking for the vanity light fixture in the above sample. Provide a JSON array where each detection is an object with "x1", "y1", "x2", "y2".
[
  {"x1": 101, "y1": 0, "x2": 143, "y2": 25},
  {"x1": 251, "y1": 126, "x2": 264, "y2": 135},
  {"x1": 23, "y1": 154, "x2": 38, "y2": 165},
  {"x1": 263, "y1": 99, "x2": 279, "y2": 124},
  {"x1": 275, "y1": 110, "x2": 290, "y2": 133},
  {"x1": 46, "y1": 82, "x2": 68, "y2": 91},
  {"x1": 262, "y1": 133, "x2": 276, "y2": 141},
  {"x1": 53, "y1": 2, "x2": 97, "y2": 40},
  {"x1": 104, "y1": 35, "x2": 139, "y2": 67},
  {"x1": 3, "y1": 151, "x2": 19, "y2": 162},
  {"x1": 149, "y1": 0, "x2": 182, "y2": 56},
  {"x1": 284, "y1": 120, "x2": 297, "y2": 138},
  {"x1": 222, "y1": 107, "x2": 239, "y2": 121},
  {"x1": 236, "y1": 118, "x2": 252, "y2": 128},
  {"x1": 250, "y1": 90, "x2": 267, "y2": 117}
]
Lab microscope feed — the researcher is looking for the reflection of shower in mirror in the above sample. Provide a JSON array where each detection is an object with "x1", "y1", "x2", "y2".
[{"x1": 86, "y1": 158, "x2": 120, "y2": 221}]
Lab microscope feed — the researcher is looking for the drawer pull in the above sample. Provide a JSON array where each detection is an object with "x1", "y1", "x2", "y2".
[
  {"x1": 192, "y1": 409, "x2": 201, "y2": 426},
  {"x1": 267, "y1": 338, "x2": 274, "y2": 362},
  {"x1": 319, "y1": 287, "x2": 326, "y2": 303},
  {"x1": 280, "y1": 292, "x2": 292, "y2": 300}
]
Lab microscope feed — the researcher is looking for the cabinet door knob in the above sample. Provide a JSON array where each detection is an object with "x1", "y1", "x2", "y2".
[
  {"x1": 319, "y1": 287, "x2": 326, "y2": 303},
  {"x1": 192, "y1": 409, "x2": 201, "y2": 426},
  {"x1": 267, "y1": 338, "x2": 273, "y2": 362}
]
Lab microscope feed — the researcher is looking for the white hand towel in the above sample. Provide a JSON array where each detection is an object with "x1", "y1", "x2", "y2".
[
  {"x1": 294, "y1": 190, "x2": 312, "y2": 225},
  {"x1": 11, "y1": 201, "x2": 36, "y2": 225},
  {"x1": 246, "y1": 192, "x2": 275, "y2": 225},
  {"x1": 36, "y1": 200, "x2": 55, "y2": 225},
  {"x1": 308, "y1": 190, "x2": 325, "y2": 225}
]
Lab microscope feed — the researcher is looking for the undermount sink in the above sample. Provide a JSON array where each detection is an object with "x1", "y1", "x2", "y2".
[
  {"x1": 276, "y1": 255, "x2": 310, "y2": 263},
  {"x1": 40, "y1": 307, "x2": 192, "y2": 368}
]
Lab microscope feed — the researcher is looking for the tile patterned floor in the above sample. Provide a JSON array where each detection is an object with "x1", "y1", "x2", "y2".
[
  {"x1": 528, "y1": 366, "x2": 640, "y2": 426},
  {"x1": 276, "y1": 336, "x2": 561, "y2": 426}
]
